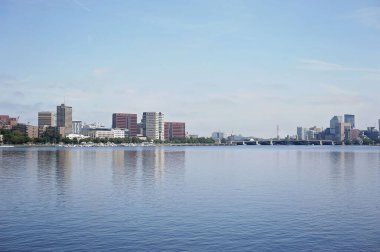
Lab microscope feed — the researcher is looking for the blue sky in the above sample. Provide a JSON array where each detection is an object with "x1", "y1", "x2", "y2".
[{"x1": 1, "y1": 0, "x2": 380, "y2": 137}]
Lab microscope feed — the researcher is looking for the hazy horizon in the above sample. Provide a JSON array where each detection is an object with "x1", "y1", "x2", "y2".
[{"x1": 1, "y1": 0, "x2": 380, "y2": 137}]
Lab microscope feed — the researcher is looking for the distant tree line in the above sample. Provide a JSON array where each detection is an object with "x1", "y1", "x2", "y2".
[
  {"x1": 0, "y1": 129, "x2": 30, "y2": 144},
  {"x1": 2, "y1": 129, "x2": 379, "y2": 146}
]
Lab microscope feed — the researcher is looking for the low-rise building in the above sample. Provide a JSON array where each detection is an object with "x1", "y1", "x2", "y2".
[
  {"x1": 0, "y1": 115, "x2": 18, "y2": 129},
  {"x1": 12, "y1": 123, "x2": 38, "y2": 139},
  {"x1": 84, "y1": 128, "x2": 126, "y2": 139},
  {"x1": 38, "y1": 125, "x2": 49, "y2": 138},
  {"x1": 66, "y1": 134, "x2": 87, "y2": 140},
  {"x1": 113, "y1": 129, "x2": 126, "y2": 138},
  {"x1": 0, "y1": 134, "x2": 3, "y2": 143},
  {"x1": 187, "y1": 134, "x2": 198, "y2": 138},
  {"x1": 363, "y1": 127, "x2": 379, "y2": 141},
  {"x1": 349, "y1": 129, "x2": 361, "y2": 141}
]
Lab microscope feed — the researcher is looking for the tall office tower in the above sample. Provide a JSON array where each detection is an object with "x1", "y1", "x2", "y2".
[
  {"x1": 141, "y1": 112, "x2": 164, "y2": 140},
  {"x1": 57, "y1": 104, "x2": 73, "y2": 136},
  {"x1": 330, "y1": 116, "x2": 342, "y2": 135},
  {"x1": 297, "y1": 127, "x2": 306, "y2": 140},
  {"x1": 112, "y1": 113, "x2": 138, "y2": 137},
  {"x1": 344, "y1": 114, "x2": 355, "y2": 129},
  {"x1": 38, "y1": 112, "x2": 55, "y2": 127},
  {"x1": 335, "y1": 122, "x2": 352, "y2": 142},
  {"x1": 164, "y1": 122, "x2": 186, "y2": 140},
  {"x1": 72, "y1": 121, "x2": 83, "y2": 134}
]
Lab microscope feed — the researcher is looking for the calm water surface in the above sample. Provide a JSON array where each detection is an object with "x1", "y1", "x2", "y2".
[{"x1": 1, "y1": 146, "x2": 380, "y2": 251}]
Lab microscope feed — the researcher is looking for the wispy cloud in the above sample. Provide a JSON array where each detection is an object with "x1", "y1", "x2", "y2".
[
  {"x1": 353, "y1": 7, "x2": 380, "y2": 30},
  {"x1": 303, "y1": 85, "x2": 368, "y2": 106},
  {"x1": 91, "y1": 67, "x2": 111, "y2": 77},
  {"x1": 298, "y1": 59, "x2": 343, "y2": 71},
  {"x1": 72, "y1": 0, "x2": 91, "y2": 12},
  {"x1": 297, "y1": 59, "x2": 380, "y2": 73},
  {"x1": 0, "y1": 74, "x2": 32, "y2": 86}
]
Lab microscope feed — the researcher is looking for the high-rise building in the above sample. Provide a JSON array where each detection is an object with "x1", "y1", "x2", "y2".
[
  {"x1": 165, "y1": 122, "x2": 186, "y2": 140},
  {"x1": 211, "y1": 131, "x2": 224, "y2": 141},
  {"x1": 72, "y1": 121, "x2": 83, "y2": 134},
  {"x1": 141, "y1": 112, "x2": 164, "y2": 140},
  {"x1": 38, "y1": 112, "x2": 55, "y2": 127},
  {"x1": 344, "y1": 114, "x2": 355, "y2": 129},
  {"x1": 56, "y1": 104, "x2": 73, "y2": 136},
  {"x1": 297, "y1": 127, "x2": 307, "y2": 140},
  {"x1": 335, "y1": 122, "x2": 352, "y2": 142},
  {"x1": 330, "y1": 116, "x2": 342, "y2": 135},
  {"x1": 112, "y1": 113, "x2": 138, "y2": 137}
]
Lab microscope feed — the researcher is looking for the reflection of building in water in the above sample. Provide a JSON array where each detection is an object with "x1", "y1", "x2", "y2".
[
  {"x1": 164, "y1": 150, "x2": 186, "y2": 174},
  {"x1": 141, "y1": 148, "x2": 165, "y2": 184},
  {"x1": 327, "y1": 151, "x2": 356, "y2": 183},
  {"x1": 37, "y1": 150, "x2": 57, "y2": 185},
  {"x1": 112, "y1": 150, "x2": 139, "y2": 187},
  {"x1": 141, "y1": 148, "x2": 186, "y2": 185},
  {"x1": 110, "y1": 148, "x2": 186, "y2": 187},
  {"x1": 112, "y1": 150, "x2": 139, "y2": 176},
  {"x1": 55, "y1": 150, "x2": 72, "y2": 193},
  {"x1": 112, "y1": 150, "x2": 125, "y2": 170}
]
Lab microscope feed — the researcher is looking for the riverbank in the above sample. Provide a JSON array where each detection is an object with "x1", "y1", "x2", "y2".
[{"x1": 1, "y1": 143, "x2": 380, "y2": 148}]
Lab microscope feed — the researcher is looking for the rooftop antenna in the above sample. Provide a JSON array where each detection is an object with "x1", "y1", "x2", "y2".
[{"x1": 276, "y1": 124, "x2": 280, "y2": 140}]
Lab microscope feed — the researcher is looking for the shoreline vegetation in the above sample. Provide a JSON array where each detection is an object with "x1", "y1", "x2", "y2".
[{"x1": 1, "y1": 129, "x2": 380, "y2": 147}]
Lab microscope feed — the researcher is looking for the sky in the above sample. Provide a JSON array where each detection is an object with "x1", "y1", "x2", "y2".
[{"x1": 1, "y1": 0, "x2": 380, "y2": 138}]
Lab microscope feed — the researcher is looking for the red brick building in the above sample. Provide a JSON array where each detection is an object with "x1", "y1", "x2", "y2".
[
  {"x1": 164, "y1": 122, "x2": 186, "y2": 140},
  {"x1": 0, "y1": 115, "x2": 18, "y2": 128},
  {"x1": 112, "y1": 113, "x2": 138, "y2": 137}
]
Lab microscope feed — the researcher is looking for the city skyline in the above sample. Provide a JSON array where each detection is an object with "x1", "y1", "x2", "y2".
[{"x1": 1, "y1": 1, "x2": 380, "y2": 137}]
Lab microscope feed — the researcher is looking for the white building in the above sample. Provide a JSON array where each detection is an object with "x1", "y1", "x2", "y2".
[
  {"x1": 0, "y1": 134, "x2": 3, "y2": 143},
  {"x1": 66, "y1": 134, "x2": 87, "y2": 140},
  {"x1": 72, "y1": 121, "x2": 83, "y2": 134},
  {"x1": 142, "y1": 112, "x2": 164, "y2": 140},
  {"x1": 112, "y1": 129, "x2": 125, "y2": 138},
  {"x1": 85, "y1": 129, "x2": 125, "y2": 139}
]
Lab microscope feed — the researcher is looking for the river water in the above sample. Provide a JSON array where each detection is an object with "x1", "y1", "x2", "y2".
[{"x1": 0, "y1": 146, "x2": 379, "y2": 251}]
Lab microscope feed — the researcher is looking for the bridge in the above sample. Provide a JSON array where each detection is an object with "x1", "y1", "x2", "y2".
[{"x1": 232, "y1": 139, "x2": 335, "y2": 146}]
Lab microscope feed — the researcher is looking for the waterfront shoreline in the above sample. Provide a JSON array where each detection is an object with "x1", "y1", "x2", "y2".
[{"x1": 2, "y1": 143, "x2": 380, "y2": 148}]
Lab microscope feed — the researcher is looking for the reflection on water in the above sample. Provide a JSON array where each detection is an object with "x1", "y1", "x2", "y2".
[
  {"x1": 36, "y1": 150, "x2": 73, "y2": 204},
  {"x1": 0, "y1": 146, "x2": 379, "y2": 251},
  {"x1": 118, "y1": 148, "x2": 185, "y2": 186}
]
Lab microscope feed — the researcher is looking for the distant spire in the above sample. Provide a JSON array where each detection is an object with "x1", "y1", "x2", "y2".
[{"x1": 276, "y1": 124, "x2": 280, "y2": 140}]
